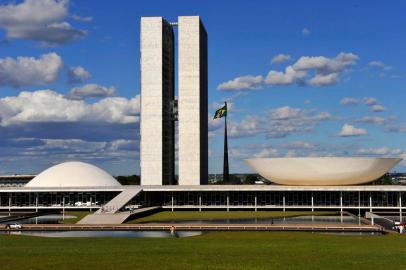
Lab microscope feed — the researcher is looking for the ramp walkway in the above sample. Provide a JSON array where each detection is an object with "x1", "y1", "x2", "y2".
[
  {"x1": 97, "y1": 187, "x2": 142, "y2": 214},
  {"x1": 77, "y1": 206, "x2": 160, "y2": 225},
  {"x1": 77, "y1": 187, "x2": 144, "y2": 225}
]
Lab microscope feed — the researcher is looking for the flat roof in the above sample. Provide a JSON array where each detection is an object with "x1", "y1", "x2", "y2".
[{"x1": 1, "y1": 185, "x2": 406, "y2": 192}]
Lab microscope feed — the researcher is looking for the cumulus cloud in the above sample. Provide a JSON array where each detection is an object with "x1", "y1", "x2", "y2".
[
  {"x1": 340, "y1": 97, "x2": 386, "y2": 113},
  {"x1": 69, "y1": 84, "x2": 116, "y2": 99},
  {"x1": 370, "y1": 104, "x2": 386, "y2": 112},
  {"x1": 217, "y1": 52, "x2": 358, "y2": 90},
  {"x1": 266, "y1": 52, "x2": 358, "y2": 86},
  {"x1": 338, "y1": 124, "x2": 367, "y2": 137},
  {"x1": 217, "y1": 75, "x2": 263, "y2": 90},
  {"x1": 363, "y1": 97, "x2": 377, "y2": 106},
  {"x1": 226, "y1": 106, "x2": 331, "y2": 139},
  {"x1": 0, "y1": 53, "x2": 63, "y2": 88},
  {"x1": 340, "y1": 97, "x2": 360, "y2": 105},
  {"x1": 302, "y1": 28, "x2": 310, "y2": 36},
  {"x1": 271, "y1": 54, "x2": 292, "y2": 64},
  {"x1": 368, "y1": 61, "x2": 392, "y2": 71},
  {"x1": 283, "y1": 141, "x2": 316, "y2": 149},
  {"x1": 0, "y1": 0, "x2": 87, "y2": 46},
  {"x1": 355, "y1": 116, "x2": 387, "y2": 125},
  {"x1": 356, "y1": 147, "x2": 401, "y2": 156},
  {"x1": 0, "y1": 90, "x2": 140, "y2": 126},
  {"x1": 254, "y1": 148, "x2": 279, "y2": 158},
  {"x1": 71, "y1": 15, "x2": 93, "y2": 22},
  {"x1": 68, "y1": 66, "x2": 91, "y2": 83},
  {"x1": 265, "y1": 66, "x2": 306, "y2": 85}
]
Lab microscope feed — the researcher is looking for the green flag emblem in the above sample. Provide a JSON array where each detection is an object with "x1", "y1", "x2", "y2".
[{"x1": 214, "y1": 104, "x2": 227, "y2": 119}]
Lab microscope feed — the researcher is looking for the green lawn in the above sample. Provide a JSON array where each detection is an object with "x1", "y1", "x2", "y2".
[
  {"x1": 58, "y1": 211, "x2": 91, "y2": 224},
  {"x1": 0, "y1": 232, "x2": 406, "y2": 270},
  {"x1": 128, "y1": 210, "x2": 337, "y2": 223}
]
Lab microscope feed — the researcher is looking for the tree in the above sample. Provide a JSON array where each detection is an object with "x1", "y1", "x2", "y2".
[{"x1": 115, "y1": 175, "x2": 140, "y2": 185}]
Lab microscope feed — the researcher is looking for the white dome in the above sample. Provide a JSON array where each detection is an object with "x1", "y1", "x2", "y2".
[{"x1": 26, "y1": 161, "x2": 121, "y2": 187}]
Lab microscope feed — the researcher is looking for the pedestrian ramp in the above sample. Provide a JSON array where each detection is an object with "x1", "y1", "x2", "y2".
[
  {"x1": 96, "y1": 187, "x2": 142, "y2": 214},
  {"x1": 77, "y1": 206, "x2": 160, "y2": 225}
]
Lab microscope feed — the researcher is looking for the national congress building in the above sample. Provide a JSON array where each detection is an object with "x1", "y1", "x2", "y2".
[{"x1": 0, "y1": 16, "x2": 405, "y2": 225}]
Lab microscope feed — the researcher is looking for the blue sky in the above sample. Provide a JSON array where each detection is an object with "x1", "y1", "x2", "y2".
[{"x1": 0, "y1": 0, "x2": 406, "y2": 175}]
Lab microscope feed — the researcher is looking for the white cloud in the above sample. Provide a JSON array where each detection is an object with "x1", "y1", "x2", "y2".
[
  {"x1": 266, "y1": 52, "x2": 358, "y2": 86},
  {"x1": 362, "y1": 97, "x2": 377, "y2": 106},
  {"x1": 368, "y1": 61, "x2": 392, "y2": 71},
  {"x1": 265, "y1": 66, "x2": 306, "y2": 85},
  {"x1": 254, "y1": 148, "x2": 279, "y2": 158},
  {"x1": 108, "y1": 139, "x2": 138, "y2": 151},
  {"x1": 269, "y1": 106, "x2": 303, "y2": 120},
  {"x1": 308, "y1": 73, "x2": 339, "y2": 86},
  {"x1": 0, "y1": 0, "x2": 87, "y2": 46},
  {"x1": 225, "y1": 106, "x2": 331, "y2": 139},
  {"x1": 357, "y1": 147, "x2": 401, "y2": 156},
  {"x1": 0, "y1": 53, "x2": 63, "y2": 88},
  {"x1": 355, "y1": 116, "x2": 387, "y2": 125},
  {"x1": 284, "y1": 141, "x2": 316, "y2": 149},
  {"x1": 218, "y1": 52, "x2": 358, "y2": 90},
  {"x1": 271, "y1": 54, "x2": 292, "y2": 64},
  {"x1": 68, "y1": 66, "x2": 91, "y2": 83},
  {"x1": 217, "y1": 75, "x2": 263, "y2": 91},
  {"x1": 71, "y1": 15, "x2": 93, "y2": 22},
  {"x1": 0, "y1": 90, "x2": 140, "y2": 126},
  {"x1": 285, "y1": 150, "x2": 297, "y2": 157},
  {"x1": 69, "y1": 84, "x2": 115, "y2": 99},
  {"x1": 371, "y1": 104, "x2": 386, "y2": 112},
  {"x1": 340, "y1": 97, "x2": 360, "y2": 105},
  {"x1": 302, "y1": 28, "x2": 310, "y2": 36},
  {"x1": 338, "y1": 124, "x2": 367, "y2": 137}
]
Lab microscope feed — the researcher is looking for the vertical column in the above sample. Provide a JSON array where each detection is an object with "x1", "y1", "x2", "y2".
[
  {"x1": 226, "y1": 193, "x2": 229, "y2": 212},
  {"x1": 400, "y1": 192, "x2": 402, "y2": 222},
  {"x1": 254, "y1": 193, "x2": 257, "y2": 212},
  {"x1": 140, "y1": 17, "x2": 175, "y2": 185},
  {"x1": 283, "y1": 194, "x2": 286, "y2": 212},
  {"x1": 171, "y1": 192, "x2": 174, "y2": 212},
  {"x1": 62, "y1": 197, "x2": 65, "y2": 221},
  {"x1": 178, "y1": 16, "x2": 208, "y2": 185},
  {"x1": 311, "y1": 192, "x2": 314, "y2": 212},
  {"x1": 369, "y1": 193, "x2": 372, "y2": 213},
  {"x1": 35, "y1": 193, "x2": 38, "y2": 213},
  {"x1": 8, "y1": 193, "x2": 11, "y2": 215},
  {"x1": 358, "y1": 191, "x2": 361, "y2": 225},
  {"x1": 199, "y1": 194, "x2": 202, "y2": 212}
]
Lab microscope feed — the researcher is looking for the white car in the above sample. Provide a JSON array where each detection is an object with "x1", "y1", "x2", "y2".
[{"x1": 6, "y1": 223, "x2": 22, "y2": 229}]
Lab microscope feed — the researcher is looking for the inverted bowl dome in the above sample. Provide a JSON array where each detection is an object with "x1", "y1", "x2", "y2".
[
  {"x1": 245, "y1": 157, "x2": 401, "y2": 186},
  {"x1": 26, "y1": 161, "x2": 121, "y2": 187}
]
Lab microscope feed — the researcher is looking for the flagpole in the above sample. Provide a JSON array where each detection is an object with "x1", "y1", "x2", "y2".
[{"x1": 223, "y1": 102, "x2": 229, "y2": 182}]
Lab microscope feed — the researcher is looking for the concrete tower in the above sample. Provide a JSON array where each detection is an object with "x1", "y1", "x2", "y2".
[
  {"x1": 178, "y1": 16, "x2": 208, "y2": 185},
  {"x1": 140, "y1": 17, "x2": 175, "y2": 185}
]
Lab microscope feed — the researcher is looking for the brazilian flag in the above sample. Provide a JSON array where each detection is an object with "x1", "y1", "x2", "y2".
[{"x1": 214, "y1": 103, "x2": 227, "y2": 119}]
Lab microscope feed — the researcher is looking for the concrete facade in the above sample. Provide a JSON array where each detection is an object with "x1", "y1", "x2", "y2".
[
  {"x1": 140, "y1": 17, "x2": 175, "y2": 185},
  {"x1": 178, "y1": 16, "x2": 208, "y2": 185}
]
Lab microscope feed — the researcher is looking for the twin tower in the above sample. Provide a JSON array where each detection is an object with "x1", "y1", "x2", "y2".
[{"x1": 140, "y1": 16, "x2": 208, "y2": 186}]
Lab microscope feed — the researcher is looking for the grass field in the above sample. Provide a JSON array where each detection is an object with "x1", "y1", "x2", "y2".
[
  {"x1": 0, "y1": 232, "x2": 406, "y2": 270},
  {"x1": 128, "y1": 210, "x2": 337, "y2": 223}
]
